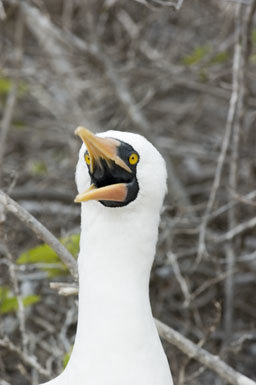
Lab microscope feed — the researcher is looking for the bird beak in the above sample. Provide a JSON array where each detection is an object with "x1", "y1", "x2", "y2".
[
  {"x1": 74, "y1": 126, "x2": 131, "y2": 174},
  {"x1": 74, "y1": 126, "x2": 130, "y2": 203},
  {"x1": 74, "y1": 183, "x2": 127, "y2": 203}
]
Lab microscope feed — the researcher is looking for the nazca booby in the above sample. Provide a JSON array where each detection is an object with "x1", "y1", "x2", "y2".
[{"x1": 42, "y1": 127, "x2": 173, "y2": 385}]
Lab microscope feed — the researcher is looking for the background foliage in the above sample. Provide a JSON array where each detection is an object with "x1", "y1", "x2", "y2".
[{"x1": 0, "y1": 1, "x2": 256, "y2": 384}]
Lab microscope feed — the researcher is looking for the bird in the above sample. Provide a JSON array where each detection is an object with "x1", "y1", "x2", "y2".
[{"x1": 41, "y1": 127, "x2": 173, "y2": 385}]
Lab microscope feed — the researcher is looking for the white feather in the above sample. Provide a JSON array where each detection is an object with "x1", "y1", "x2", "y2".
[{"x1": 41, "y1": 131, "x2": 173, "y2": 385}]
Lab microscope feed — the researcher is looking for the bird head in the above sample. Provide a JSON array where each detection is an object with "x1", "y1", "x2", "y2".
[{"x1": 75, "y1": 127, "x2": 167, "y2": 211}]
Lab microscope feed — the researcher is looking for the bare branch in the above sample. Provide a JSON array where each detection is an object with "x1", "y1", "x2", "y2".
[
  {"x1": 18, "y1": 2, "x2": 86, "y2": 124},
  {"x1": 50, "y1": 282, "x2": 79, "y2": 296},
  {"x1": 0, "y1": 336, "x2": 50, "y2": 377},
  {"x1": 0, "y1": 190, "x2": 78, "y2": 280},
  {"x1": 0, "y1": 84, "x2": 17, "y2": 186},
  {"x1": 0, "y1": 0, "x2": 6, "y2": 20},
  {"x1": 197, "y1": 0, "x2": 247, "y2": 263},
  {"x1": 224, "y1": 0, "x2": 252, "y2": 4},
  {"x1": 167, "y1": 252, "x2": 191, "y2": 306},
  {"x1": 62, "y1": 0, "x2": 73, "y2": 30},
  {"x1": 2, "y1": 245, "x2": 28, "y2": 353},
  {"x1": 132, "y1": 0, "x2": 184, "y2": 10},
  {"x1": 0, "y1": 7, "x2": 23, "y2": 186},
  {"x1": 155, "y1": 319, "x2": 256, "y2": 385},
  {"x1": 217, "y1": 216, "x2": 256, "y2": 242},
  {"x1": 225, "y1": 1, "x2": 244, "y2": 348},
  {"x1": 224, "y1": 0, "x2": 256, "y2": 347}
]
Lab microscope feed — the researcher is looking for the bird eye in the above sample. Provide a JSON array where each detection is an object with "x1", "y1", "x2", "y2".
[
  {"x1": 129, "y1": 153, "x2": 139, "y2": 165},
  {"x1": 84, "y1": 153, "x2": 91, "y2": 165}
]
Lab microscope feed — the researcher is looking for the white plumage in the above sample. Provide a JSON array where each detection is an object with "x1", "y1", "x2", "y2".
[{"x1": 42, "y1": 130, "x2": 173, "y2": 385}]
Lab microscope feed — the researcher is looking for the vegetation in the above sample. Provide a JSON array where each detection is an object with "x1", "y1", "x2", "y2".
[{"x1": 0, "y1": 1, "x2": 256, "y2": 384}]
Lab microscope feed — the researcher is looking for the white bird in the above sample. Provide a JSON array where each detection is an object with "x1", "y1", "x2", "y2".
[{"x1": 42, "y1": 127, "x2": 173, "y2": 385}]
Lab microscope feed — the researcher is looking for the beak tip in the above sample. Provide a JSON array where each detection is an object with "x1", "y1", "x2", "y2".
[{"x1": 74, "y1": 126, "x2": 86, "y2": 136}]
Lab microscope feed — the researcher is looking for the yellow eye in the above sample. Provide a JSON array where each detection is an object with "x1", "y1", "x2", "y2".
[
  {"x1": 129, "y1": 153, "x2": 139, "y2": 165},
  {"x1": 84, "y1": 153, "x2": 91, "y2": 165}
]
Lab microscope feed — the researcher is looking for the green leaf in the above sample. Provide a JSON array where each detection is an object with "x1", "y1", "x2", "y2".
[
  {"x1": 0, "y1": 295, "x2": 41, "y2": 314},
  {"x1": 18, "y1": 81, "x2": 28, "y2": 95},
  {"x1": 17, "y1": 244, "x2": 61, "y2": 264},
  {"x1": 0, "y1": 297, "x2": 18, "y2": 313},
  {"x1": 63, "y1": 346, "x2": 73, "y2": 368},
  {"x1": 62, "y1": 234, "x2": 80, "y2": 257},
  {"x1": 42, "y1": 266, "x2": 69, "y2": 278},
  {"x1": 22, "y1": 295, "x2": 41, "y2": 307},
  {"x1": 0, "y1": 77, "x2": 12, "y2": 96},
  {"x1": 250, "y1": 54, "x2": 256, "y2": 64},
  {"x1": 13, "y1": 120, "x2": 26, "y2": 129},
  {"x1": 209, "y1": 51, "x2": 229, "y2": 65},
  {"x1": 198, "y1": 69, "x2": 208, "y2": 82},
  {"x1": 17, "y1": 234, "x2": 80, "y2": 278},
  {"x1": 252, "y1": 28, "x2": 256, "y2": 44},
  {"x1": 0, "y1": 286, "x2": 10, "y2": 297},
  {"x1": 182, "y1": 45, "x2": 210, "y2": 66},
  {"x1": 0, "y1": 77, "x2": 28, "y2": 98},
  {"x1": 0, "y1": 286, "x2": 10, "y2": 300},
  {"x1": 29, "y1": 161, "x2": 48, "y2": 176}
]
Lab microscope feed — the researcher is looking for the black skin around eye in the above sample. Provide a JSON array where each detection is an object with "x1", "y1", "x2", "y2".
[
  {"x1": 117, "y1": 141, "x2": 140, "y2": 169},
  {"x1": 85, "y1": 139, "x2": 140, "y2": 207}
]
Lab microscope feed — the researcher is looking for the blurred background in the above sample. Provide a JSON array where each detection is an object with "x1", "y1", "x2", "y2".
[{"x1": 0, "y1": 0, "x2": 256, "y2": 384}]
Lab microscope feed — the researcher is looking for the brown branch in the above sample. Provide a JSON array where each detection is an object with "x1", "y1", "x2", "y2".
[
  {"x1": 10, "y1": 187, "x2": 74, "y2": 203},
  {"x1": 217, "y1": 216, "x2": 256, "y2": 242},
  {"x1": 167, "y1": 252, "x2": 190, "y2": 306},
  {"x1": 132, "y1": 0, "x2": 184, "y2": 10},
  {"x1": 155, "y1": 319, "x2": 256, "y2": 385},
  {"x1": 0, "y1": 336, "x2": 49, "y2": 377},
  {"x1": 0, "y1": 0, "x2": 6, "y2": 20},
  {"x1": 197, "y1": 1, "x2": 247, "y2": 264},
  {"x1": 224, "y1": 0, "x2": 256, "y2": 349},
  {"x1": 0, "y1": 8, "x2": 23, "y2": 186},
  {"x1": 0, "y1": 83, "x2": 17, "y2": 186},
  {"x1": 0, "y1": 190, "x2": 78, "y2": 280},
  {"x1": 19, "y1": 2, "x2": 86, "y2": 123},
  {"x1": 62, "y1": 0, "x2": 73, "y2": 30},
  {"x1": 225, "y1": 2, "x2": 244, "y2": 348},
  {"x1": 2, "y1": 244, "x2": 28, "y2": 354}
]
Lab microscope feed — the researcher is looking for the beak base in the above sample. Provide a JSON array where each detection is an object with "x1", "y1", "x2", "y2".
[{"x1": 75, "y1": 126, "x2": 131, "y2": 173}]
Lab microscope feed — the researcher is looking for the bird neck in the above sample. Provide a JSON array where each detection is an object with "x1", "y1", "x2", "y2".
[
  {"x1": 73, "y1": 202, "x2": 161, "y2": 351},
  {"x1": 80, "y1": 201, "x2": 160, "y2": 285}
]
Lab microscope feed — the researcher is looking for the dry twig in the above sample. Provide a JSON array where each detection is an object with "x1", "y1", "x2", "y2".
[
  {"x1": 0, "y1": 8, "x2": 23, "y2": 186},
  {"x1": 197, "y1": 0, "x2": 250, "y2": 263},
  {"x1": 0, "y1": 190, "x2": 78, "y2": 280},
  {"x1": 217, "y1": 215, "x2": 256, "y2": 242},
  {"x1": 0, "y1": 0, "x2": 6, "y2": 20},
  {"x1": 2, "y1": 245, "x2": 28, "y2": 353},
  {"x1": 132, "y1": 0, "x2": 184, "y2": 10},
  {"x1": 156, "y1": 319, "x2": 256, "y2": 385},
  {"x1": 0, "y1": 336, "x2": 49, "y2": 377}
]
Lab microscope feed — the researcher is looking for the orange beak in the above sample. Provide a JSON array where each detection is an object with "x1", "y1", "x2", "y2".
[{"x1": 74, "y1": 126, "x2": 130, "y2": 203}]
